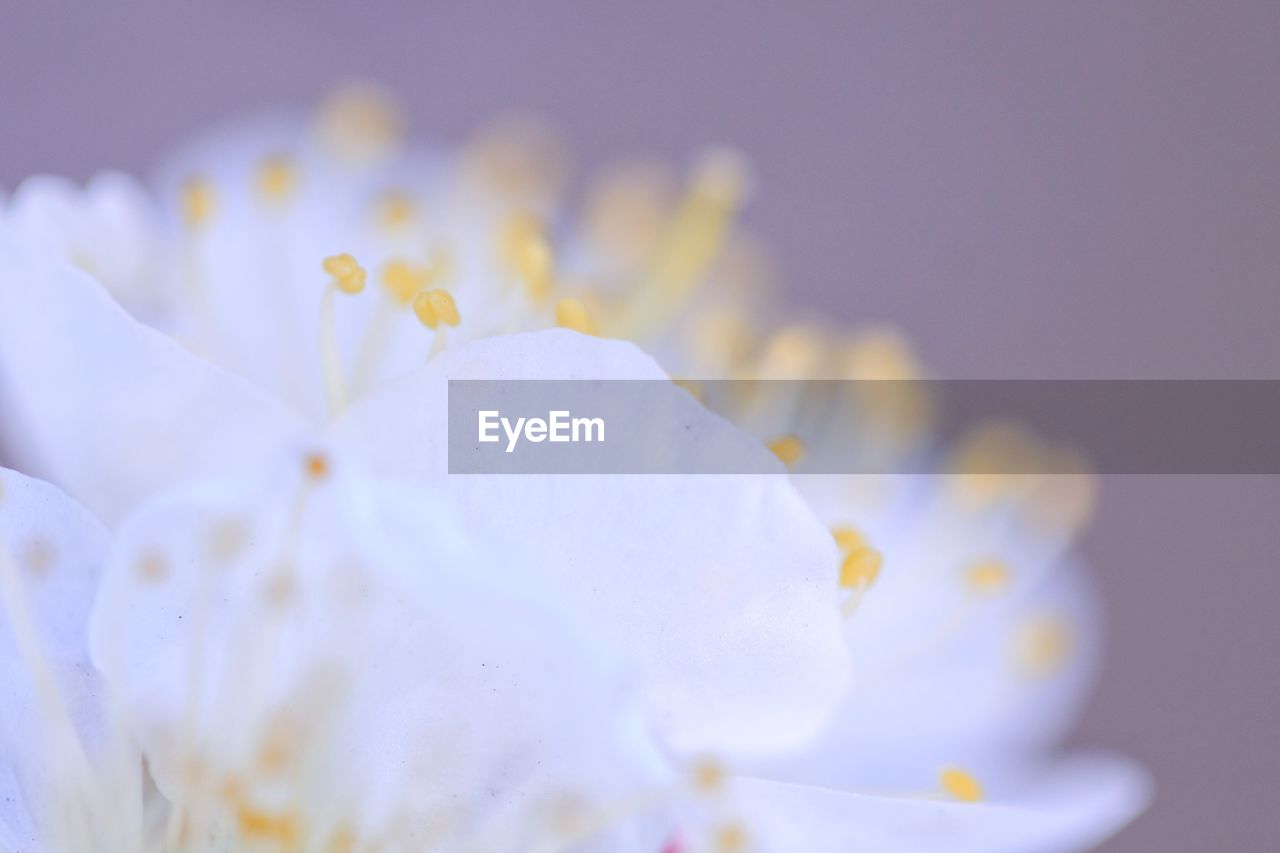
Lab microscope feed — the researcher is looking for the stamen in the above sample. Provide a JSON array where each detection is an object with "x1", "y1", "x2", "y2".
[
  {"x1": 831, "y1": 524, "x2": 865, "y2": 554},
  {"x1": 237, "y1": 806, "x2": 300, "y2": 844},
  {"x1": 314, "y1": 83, "x2": 406, "y2": 164},
  {"x1": 304, "y1": 451, "x2": 332, "y2": 481},
  {"x1": 618, "y1": 149, "x2": 750, "y2": 337},
  {"x1": 689, "y1": 758, "x2": 727, "y2": 794},
  {"x1": 381, "y1": 259, "x2": 425, "y2": 305},
  {"x1": 412, "y1": 288, "x2": 461, "y2": 330},
  {"x1": 320, "y1": 253, "x2": 368, "y2": 414},
  {"x1": 323, "y1": 253, "x2": 368, "y2": 295},
  {"x1": 181, "y1": 177, "x2": 216, "y2": 230},
  {"x1": 839, "y1": 546, "x2": 883, "y2": 590},
  {"x1": 965, "y1": 558, "x2": 1011, "y2": 595},
  {"x1": 377, "y1": 190, "x2": 417, "y2": 229},
  {"x1": 20, "y1": 538, "x2": 55, "y2": 579},
  {"x1": 1014, "y1": 613, "x2": 1073, "y2": 676},
  {"x1": 713, "y1": 822, "x2": 749, "y2": 853},
  {"x1": 939, "y1": 767, "x2": 984, "y2": 803},
  {"x1": 767, "y1": 434, "x2": 805, "y2": 468},
  {"x1": 555, "y1": 297, "x2": 596, "y2": 335},
  {"x1": 136, "y1": 551, "x2": 170, "y2": 584},
  {"x1": 501, "y1": 213, "x2": 555, "y2": 299},
  {"x1": 255, "y1": 154, "x2": 299, "y2": 204}
]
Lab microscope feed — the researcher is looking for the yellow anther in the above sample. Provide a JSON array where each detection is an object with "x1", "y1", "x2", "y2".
[
  {"x1": 843, "y1": 328, "x2": 919, "y2": 381},
  {"x1": 767, "y1": 434, "x2": 806, "y2": 468},
  {"x1": 381, "y1": 259, "x2": 425, "y2": 305},
  {"x1": 136, "y1": 551, "x2": 169, "y2": 583},
  {"x1": 181, "y1": 177, "x2": 216, "y2": 229},
  {"x1": 20, "y1": 540, "x2": 55, "y2": 578},
  {"x1": 322, "y1": 253, "x2": 367, "y2": 294},
  {"x1": 555, "y1": 297, "x2": 597, "y2": 335},
  {"x1": 965, "y1": 558, "x2": 1011, "y2": 595},
  {"x1": 255, "y1": 153, "x2": 298, "y2": 203},
  {"x1": 237, "y1": 806, "x2": 300, "y2": 844},
  {"x1": 465, "y1": 114, "x2": 568, "y2": 202},
  {"x1": 206, "y1": 519, "x2": 249, "y2": 564},
  {"x1": 501, "y1": 213, "x2": 555, "y2": 298},
  {"x1": 940, "y1": 766, "x2": 984, "y2": 803},
  {"x1": 714, "y1": 822, "x2": 749, "y2": 853},
  {"x1": 1015, "y1": 613, "x2": 1074, "y2": 676},
  {"x1": 839, "y1": 545, "x2": 883, "y2": 589},
  {"x1": 304, "y1": 452, "x2": 331, "y2": 481},
  {"x1": 585, "y1": 160, "x2": 675, "y2": 263},
  {"x1": 759, "y1": 326, "x2": 827, "y2": 378},
  {"x1": 413, "y1": 288, "x2": 460, "y2": 329},
  {"x1": 690, "y1": 758, "x2": 727, "y2": 794},
  {"x1": 315, "y1": 83, "x2": 405, "y2": 164},
  {"x1": 672, "y1": 378, "x2": 706, "y2": 402},
  {"x1": 377, "y1": 190, "x2": 416, "y2": 229},
  {"x1": 831, "y1": 524, "x2": 865, "y2": 554}
]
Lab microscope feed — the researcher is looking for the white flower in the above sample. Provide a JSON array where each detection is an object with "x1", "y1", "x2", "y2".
[{"x1": 0, "y1": 86, "x2": 1149, "y2": 850}]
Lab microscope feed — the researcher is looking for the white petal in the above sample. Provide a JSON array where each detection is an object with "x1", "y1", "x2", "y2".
[
  {"x1": 778, "y1": 560, "x2": 1103, "y2": 792},
  {"x1": 332, "y1": 329, "x2": 852, "y2": 756},
  {"x1": 0, "y1": 231, "x2": 306, "y2": 524},
  {"x1": 3, "y1": 172, "x2": 167, "y2": 320},
  {"x1": 0, "y1": 466, "x2": 111, "y2": 850},
  {"x1": 699, "y1": 752, "x2": 1148, "y2": 853},
  {"x1": 90, "y1": 447, "x2": 670, "y2": 847}
]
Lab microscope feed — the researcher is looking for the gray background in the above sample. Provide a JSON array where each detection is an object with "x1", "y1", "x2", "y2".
[{"x1": 1, "y1": 2, "x2": 1277, "y2": 849}]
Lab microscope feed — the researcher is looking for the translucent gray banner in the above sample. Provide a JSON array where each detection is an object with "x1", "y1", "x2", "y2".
[{"x1": 447, "y1": 380, "x2": 1280, "y2": 475}]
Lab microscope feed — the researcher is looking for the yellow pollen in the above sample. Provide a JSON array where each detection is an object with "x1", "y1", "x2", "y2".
[
  {"x1": 237, "y1": 806, "x2": 300, "y2": 844},
  {"x1": 181, "y1": 177, "x2": 216, "y2": 229},
  {"x1": 255, "y1": 154, "x2": 298, "y2": 203},
  {"x1": 965, "y1": 558, "x2": 1011, "y2": 594},
  {"x1": 767, "y1": 434, "x2": 806, "y2": 468},
  {"x1": 714, "y1": 822, "x2": 749, "y2": 853},
  {"x1": 377, "y1": 191, "x2": 416, "y2": 229},
  {"x1": 831, "y1": 524, "x2": 865, "y2": 554},
  {"x1": 323, "y1": 253, "x2": 367, "y2": 295},
  {"x1": 413, "y1": 288, "x2": 460, "y2": 329},
  {"x1": 555, "y1": 297, "x2": 597, "y2": 335},
  {"x1": 690, "y1": 758, "x2": 727, "y2": 794},
  {"x1": 839, "y1": 546, "x2": 883, "y2": 589},
  {"x1": 940, "y1": 766, "x2": 984, "y2": 803},
  {"x1": 1015, "y1": 613, "x2": 1074, "y2": 676}
]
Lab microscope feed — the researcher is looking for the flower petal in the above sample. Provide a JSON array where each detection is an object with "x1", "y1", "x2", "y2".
[
  {"x1": 699, "y1": 752, "x2": 1148, "y2": 853},
  {"x1": 89, "y1": 447, "x2": 671, "y2": 847},
  {"x1": 332, "y1": 329, "x2": 852, "y2": 756},
  {"x1": 0, "y1": 466, "x2": 111, "y2": 849},
  {"x1": 0, "y1": 231, "x2": 306, "y2": 524}
]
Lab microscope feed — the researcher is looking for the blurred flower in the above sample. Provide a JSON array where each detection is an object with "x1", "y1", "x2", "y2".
[{"x1": 0, "y1": 85, "x2": 1148, "y2": 850}]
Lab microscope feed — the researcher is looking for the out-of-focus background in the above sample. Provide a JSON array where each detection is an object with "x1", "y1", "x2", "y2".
[{"x1": 2, "y1": 2, "x2": 1277, "y2": 848}]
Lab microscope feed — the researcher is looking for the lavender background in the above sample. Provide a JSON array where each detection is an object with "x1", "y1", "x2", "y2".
[{"x1": 2, "y1": 2, "x2": 1278, "y2": 849}]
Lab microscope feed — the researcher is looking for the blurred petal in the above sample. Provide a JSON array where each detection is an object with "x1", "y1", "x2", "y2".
[
  {"x1": 90, "y1": 448, "x2": 671, "y2": 847},
  {"x1": 0, "y1": 231, "x2": 305, "y2": 524},
  {"x1": 702, "y1": 752, "x2": 1148, "y2": 853},
  {"x1": 0, "y1": 466, "x2": 111, "y2": 848},
  {"x1": 333, "y1": 329, "x2": 852, "y2": 756},
  {"x1": 3, "y1": 172, "x2": 166, "y2": 319}
]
